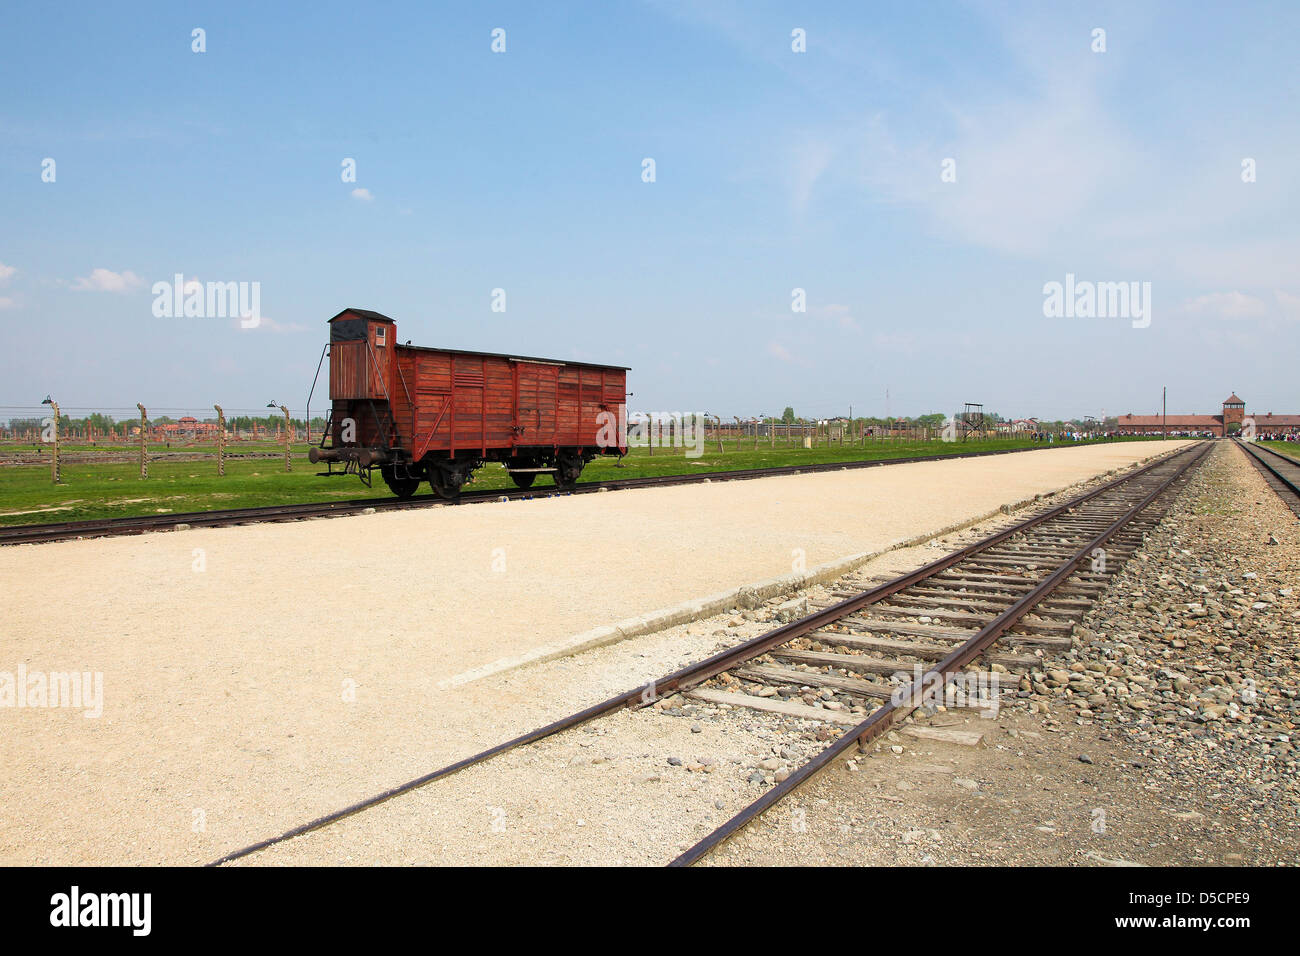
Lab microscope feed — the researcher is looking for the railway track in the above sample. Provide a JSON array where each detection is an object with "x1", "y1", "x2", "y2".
[
  {"x1": 0, "y1": 439, "x2": 1141, "y2": 547},
  {"x1": 208, "y1": 440, "x2": 1210, "y2": 867},
  {"x1": 1237, "y1": 439, "x2": 1300, "y2": 518}
]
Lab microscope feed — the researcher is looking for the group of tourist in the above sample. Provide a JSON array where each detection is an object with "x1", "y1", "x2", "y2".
[{"x1": 1030, "y1": 431, "x2": 1095, "y2": 442}]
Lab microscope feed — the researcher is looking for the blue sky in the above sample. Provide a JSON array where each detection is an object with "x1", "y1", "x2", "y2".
[{"x1": 1, "y1": 0, "x2": 1297, "y2": 423}]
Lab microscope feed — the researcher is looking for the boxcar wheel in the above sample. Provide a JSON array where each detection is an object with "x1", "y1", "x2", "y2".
[
  {"x1": 553, "y1": 455, "x2": 583, "y2": 491},
  {"x1": 429, "y1": 473, "x2": 458, "y2": 500},
  {"x1": 510, "y1": 472, "x2": 536, "y2": 489},
  {"x1": 381, "y1": 468, "x2": 421, "y2": 499},
  {"x1": 428, "y1": 464, "x2": 470, "y2": 500}
]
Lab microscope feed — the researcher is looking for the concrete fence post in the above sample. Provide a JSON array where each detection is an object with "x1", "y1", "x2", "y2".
[
  {"x1": 48, "y1": 400, "x2": 61, "y2": 484},
  {"x1": 137, "y1": 403, "x2": 148, "y2": 479},
  {"x1": 214, "y1": 404, "x2": 226, "y2": 476},
  {"x1": 279, "y1": 404, "x2": 292, "y2": 472}
]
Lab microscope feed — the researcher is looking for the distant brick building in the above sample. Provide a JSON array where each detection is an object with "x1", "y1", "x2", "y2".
[{"x1": 1116, "y1": 394, "x2": 1300, "y2": 437}]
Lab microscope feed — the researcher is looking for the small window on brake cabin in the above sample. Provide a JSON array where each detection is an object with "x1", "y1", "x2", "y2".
[{"x1": 375, "y1": 325, "x2": 386, "y2": 347}]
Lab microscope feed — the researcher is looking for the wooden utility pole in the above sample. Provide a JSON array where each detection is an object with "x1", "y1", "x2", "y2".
[
  {"x1": 1162, "y1": 387, "x2": 1167, "y2": 439},
  {"x1": 214, "y1": 404, "x2": 226, "y2": 476},
  {"x1": 136, "y1": 403, "x2": 148, "y2": 479}
]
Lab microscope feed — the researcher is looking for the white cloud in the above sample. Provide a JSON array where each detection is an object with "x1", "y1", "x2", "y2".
[
  {"x1": 72, "y1": 268, "x2": 144, "y2": 292},
  {"x1": 234, "y1": 315, "x2": 308, "y2": 334},
  {"x1": 766, "y1": 341, "x2": 813, "y2": 367},
  {"x1": 787, "y1": 139, "x2": 834, "y2": 215},
  {"x1": 0, "y1": 296, "x2": 15, "y2": 310},
  {"x1": 766, "y1": 341, "x2": 795, "y2": 362},
  {"x1": 732, "y1": 13, "x2": 1300, "y2": 295},
  {"x1": 870, "y1": 330, "x2": 923, "y2": 356},
  {"x1": 351, "y1": 188, "x2": 374, "y2": 201},
  {"x1": 1177, "y1": 291, "x2": 1270, "y2": 321},
  {"x1": 0, "y1": 262, "x2": 15, "y2": 284},
  {"x1": 1275, "y1": 290, "x2": 1300, "y2": 321},
  {"x1": 773, "y1": 302, "x2": 860, "y2": 330},
  {"x1": 816, "y1": 303, "x2": 859, "y2": 331},
  {"x1": 856, "y1": 86, "x2": 1147, "y2": 264}
]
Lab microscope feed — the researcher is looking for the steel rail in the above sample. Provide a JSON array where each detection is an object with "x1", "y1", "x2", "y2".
[
  {"x1": 206, "y1": 442, "x2": 1201, "y2": 866},
  {"x1": 669, "y1": 440, "x2": 1211, "y2": 865},
  {"x1": 1237, "y1": 439, "x2": 1300, "y2": 509},
  {"x1": 1, "y1": 438, "x2": 1164, "y2": 547}
]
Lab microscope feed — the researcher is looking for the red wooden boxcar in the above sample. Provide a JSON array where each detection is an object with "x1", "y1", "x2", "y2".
[{"x1": 308, "y1": 308, "x2": 629, "y2": 497}]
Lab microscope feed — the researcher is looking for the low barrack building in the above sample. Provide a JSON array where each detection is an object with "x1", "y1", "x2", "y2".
[
  {"x1": 1115, "y1": 394, "x2": 1300, "y2": 437},
  {"x1": 153, "y1": 416, "x2": 222, "y2": 440}
]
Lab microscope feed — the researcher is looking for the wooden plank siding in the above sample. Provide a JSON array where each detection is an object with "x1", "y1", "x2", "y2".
[
  {"x1": 328, "y1": 341, "x2": 368, "y2": 400},
  {"x1": 326, "y1": 308, "x2": 627, "y2": 461},
  {"x1": 399, "y1": 349, "x2": 625, "y2": 458},
  {"x1": 515, "y1": 360, "x2": 559, "y2": 446}
]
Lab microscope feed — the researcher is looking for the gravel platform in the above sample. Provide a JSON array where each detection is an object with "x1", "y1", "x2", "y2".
[{"x1": 0, "y1": 440, "x2": 1191, "y2": 864}]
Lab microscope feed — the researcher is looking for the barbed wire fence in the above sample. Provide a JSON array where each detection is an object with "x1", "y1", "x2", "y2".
[
  {"x1": 0, "y1": 402, "x2": 320, "y2": 483},
  {"x1": 2, "y1": 402, "x2": 1124, "y2": 486}
]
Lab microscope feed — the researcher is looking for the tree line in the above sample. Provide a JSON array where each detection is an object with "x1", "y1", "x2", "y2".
[{"x1": 767, "y1": 408, "x2": 1009, "y2": 428}]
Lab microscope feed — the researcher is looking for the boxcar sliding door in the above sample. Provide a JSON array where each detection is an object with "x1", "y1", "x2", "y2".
[{"x1": 513, "y1": 359, "x2": 559, "y2": 449}]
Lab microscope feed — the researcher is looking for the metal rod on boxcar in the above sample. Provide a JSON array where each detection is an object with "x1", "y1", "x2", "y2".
[{"x1": 305, "y1": 342, "x2": 328, "y2": 445}]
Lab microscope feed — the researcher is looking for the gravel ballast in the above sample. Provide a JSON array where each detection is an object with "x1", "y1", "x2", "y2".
[{"x1": 712, "y1": 441, "x2": 1299, "y2": 867}]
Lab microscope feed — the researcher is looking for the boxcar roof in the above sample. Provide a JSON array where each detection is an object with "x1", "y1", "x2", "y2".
[
  {"x1": 328, "y1": 307, "x2": 629, "y2": 370},
  {"x1": 399, "y1": 342, "x2": 629, "y2": 371},
  {"x1": 329, "y1": 307, "x2": 396, "y2": 323}
]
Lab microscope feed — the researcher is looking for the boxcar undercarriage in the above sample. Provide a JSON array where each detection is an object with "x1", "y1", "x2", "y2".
[{"x1": 309, "y1": 424, "x2": 602, "y2": 498}]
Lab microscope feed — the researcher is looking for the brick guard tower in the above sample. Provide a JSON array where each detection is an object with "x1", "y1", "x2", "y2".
[{"x1": 1222, "y1": 393, "x2": 1245, "y2": 433}]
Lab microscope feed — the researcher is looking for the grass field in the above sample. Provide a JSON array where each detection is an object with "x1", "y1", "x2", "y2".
[
  {"x1": 1261, "y1": 440, "x2": 1300, "y2": 461},
  {"x1": 0, "y1": 435, "x2": 1162, "y2": 526}
]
